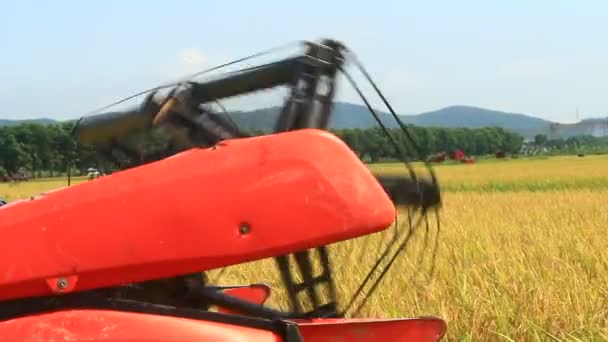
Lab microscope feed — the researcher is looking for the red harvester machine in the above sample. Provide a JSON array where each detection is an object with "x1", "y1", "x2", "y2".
[{"x1": 0, "y1": 39, "x2": 446, "y2": 341}]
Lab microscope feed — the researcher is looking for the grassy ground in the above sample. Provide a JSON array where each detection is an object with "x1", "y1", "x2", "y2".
[
  {"x1": 0, "y1": 176, "x2": 87, "y2": 201},
  {"x1": 1, "y1": 155, "x2": 607, "y2": 341}
]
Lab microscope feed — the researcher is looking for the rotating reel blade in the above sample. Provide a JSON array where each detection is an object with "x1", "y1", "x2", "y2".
[{"x1": 64, "y1": 38, "x2": 445, "y2": 325}]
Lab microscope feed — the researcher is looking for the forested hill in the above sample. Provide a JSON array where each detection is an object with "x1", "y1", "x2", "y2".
[
  {"x1": 1, "y1": 113, "x2": 607, "y2": 177},
  {"x1": 0, "y1": 103, "x2": 558, "y2": 138},
  {"x1": 0, "y1": 118, "x2": 57, "y2": 126},
  {"x1": 0, "y1": 120, "x2": 526, "y2": 177},
  {"x1": 187, "y1": 103, "x2": 556, "y2": 138},
  {"x1": 406, "y1": 106, "x2": 553, "y2": 138},
  {"x1": 186, "y1": 102, "x2": 551, "y2": 138}
]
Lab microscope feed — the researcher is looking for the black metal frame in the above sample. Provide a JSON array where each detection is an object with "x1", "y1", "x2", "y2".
[
  {"x1": 56, "y1": 38, "x2": 442, "y2": 325},
  {"x1": 70, "y1": 39, "x2": 351, "y2": 320},
  {"x1": 73, "y1": 39, "x2": 345, "y2": 147}
]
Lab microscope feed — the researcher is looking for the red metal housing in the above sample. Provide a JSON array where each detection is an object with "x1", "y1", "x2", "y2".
[
  {"x1": 0, "y1": 310, "x2": 283, "y2": 342},
  {"x1": 0, "y1": 310, "x2": 447, "y2": 341},
  {"x1": 0, "y1": 129, "x2": 396, "y2": 302}
]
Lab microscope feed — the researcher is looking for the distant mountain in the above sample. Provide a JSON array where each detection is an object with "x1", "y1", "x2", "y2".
[
  {"x1": 227, "y1": 102, "x2": 400, "y2": 131},
  {"x1": 226, "y1": 103, "x2": 554, "y2": 138},
  {"x1": 2, "y1": 103, "x2": 601, "y2": 139},
  {"x1": 404, "y1": 105, "x2": 554, "y2": 138},
  {"x1": 0, "y1": 118, "x2": 57, "y2": 126}
]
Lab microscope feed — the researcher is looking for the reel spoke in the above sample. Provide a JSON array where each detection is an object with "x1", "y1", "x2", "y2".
[
  {"x1": 64, "y1": 38, "x2": 444, "y2": 323},
  {"x1": 347, "y1": 209, "x2": 429, "y2": 317},
  {"x1": 429, "y1": 208, "x2": 442, "y2": 279}
]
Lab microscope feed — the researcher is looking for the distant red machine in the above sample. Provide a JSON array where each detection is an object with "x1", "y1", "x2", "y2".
[
  {"x1": 430, "y1": 151, "x2": 447, "y2": 163},
  {"x1": 0, "y1": 39, "x2": 446, "y2": 341},
  {"x1": 461, "y1": 157, "x2": 476, "y2": 164},
  {"x1": 452, "y1": 149, "x2": 465, "y2": 161}
]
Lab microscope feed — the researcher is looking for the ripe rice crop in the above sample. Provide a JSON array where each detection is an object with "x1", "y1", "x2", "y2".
[
  {"x1": 369, "y1": 154, "x2": 608, "y2": 193},
  {"x1": 208, "y1": 190, "x2": 607, "y2": 341},
  {"x1": 1, "y1": 154, "x2": 607, "y2": 340}
]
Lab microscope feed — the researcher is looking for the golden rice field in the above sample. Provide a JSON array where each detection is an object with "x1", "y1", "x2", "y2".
[{"x1": 1, "y1": 154, "x2": 607, "y2": 341}]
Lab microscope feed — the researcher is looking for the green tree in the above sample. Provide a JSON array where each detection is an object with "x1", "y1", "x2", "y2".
[
  {"x1": 0, "y1": 132, "x2": 32, "y2": 174},
  {"x1": 534, "y1": 134, "x2": 548, "y2": 146}
]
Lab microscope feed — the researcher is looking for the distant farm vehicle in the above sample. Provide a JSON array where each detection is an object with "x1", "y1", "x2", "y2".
[
  {"x1": 452, "y1": 149, "x2": 465, "y2": 161},
  {"x1": 430, "y1": 151, "x2": 447, "y2": 163},
  {"x1": 461, "y1": 156, "x2": 476, "y2": 164},
  {"x1": 1, "y1": 173, "x2": 29, "y2": 183},
  {"x1": 87, "y1": 167, "x2": 103, "y2": 180},
  {"x1": 8, "y1": 167, "x2": 30, "y2": 182}
]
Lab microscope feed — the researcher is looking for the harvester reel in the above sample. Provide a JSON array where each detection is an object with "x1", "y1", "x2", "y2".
[{"x1": 61, "y1": 39, "x2": 442, "y2": 325}]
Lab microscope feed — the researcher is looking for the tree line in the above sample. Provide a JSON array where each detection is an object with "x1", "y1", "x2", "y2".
[
  {"x1": 528, "y1": 133, "x2": 608, "y2": 155},
  {"x1": 333, "y1": 126, "x2": 524, "y2": 162},
  {"x1": 0, "y1": 121, "x2": 605, "y2": 178}
]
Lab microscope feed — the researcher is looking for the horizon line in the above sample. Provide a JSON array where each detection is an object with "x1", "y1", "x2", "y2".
[{"x1": 2, "y1": 101, "x2": 606, "y2": 125}]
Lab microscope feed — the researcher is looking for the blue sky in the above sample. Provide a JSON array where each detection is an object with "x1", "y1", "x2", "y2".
[{"x1": 1, "y1": 0, "x2": 606, "y2": 123}]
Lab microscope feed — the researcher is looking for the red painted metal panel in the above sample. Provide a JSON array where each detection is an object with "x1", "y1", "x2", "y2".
[
  {"x1": 0, "y1": 129, "x2": 396, "y2": 301},
  {"x1": 217, "y1": 284, "x2": 272, "y2": 315},
  {"x1": 0, "y1": 310, "x2": 282, "y2": 342},
  {"x1": 294, "y1": 317, "x2": 447, "y2": 341},
  {"x1": 0, "y1": 310, "x2": 447, "y2": 341}
]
